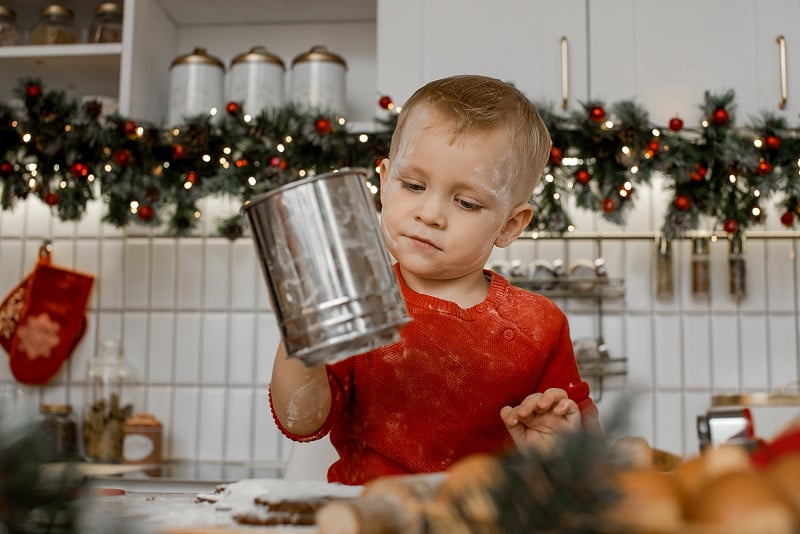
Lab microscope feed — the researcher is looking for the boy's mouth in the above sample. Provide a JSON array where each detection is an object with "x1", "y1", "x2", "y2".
[{"x1": 407, "y1": 235, "x2": 441, "y2": 251}]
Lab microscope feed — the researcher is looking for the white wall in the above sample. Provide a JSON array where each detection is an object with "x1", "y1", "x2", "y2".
[{"x1": 1, "y1": 175, "x2": 799, "y2": 465}]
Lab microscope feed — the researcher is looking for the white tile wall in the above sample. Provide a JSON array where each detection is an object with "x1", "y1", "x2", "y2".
[{"x1": 1, "y1": 177, "x2": 800, "y2": 466}]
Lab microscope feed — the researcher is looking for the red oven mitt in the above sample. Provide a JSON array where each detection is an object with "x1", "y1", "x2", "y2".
[
  {"x1": 4, "y1": 247, "x2": 94, "y2": 385},
  {"x1": 0, "y1": 274, "x2": 30, "y2": 355}
]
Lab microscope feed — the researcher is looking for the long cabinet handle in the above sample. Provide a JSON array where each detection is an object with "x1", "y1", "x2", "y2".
[
  {"x1": 561, "y1": 36, "x2": 569, "y2": 110},
  {"x1": 777, "y1": 35, "x2": 788, "y2": 110}
]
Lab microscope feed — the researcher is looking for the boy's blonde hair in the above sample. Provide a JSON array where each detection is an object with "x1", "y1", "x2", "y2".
[{"x1": 389, "y1": 74, "x2": 552, "y2": 203}]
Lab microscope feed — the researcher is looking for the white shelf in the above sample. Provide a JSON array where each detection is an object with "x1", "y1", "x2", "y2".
[{"x1": 0, "y1": 43, "x2": 122, "y2": 59}]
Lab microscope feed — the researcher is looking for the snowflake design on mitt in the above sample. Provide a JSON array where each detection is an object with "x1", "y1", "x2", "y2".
[
  {"x1": 0, "y1": 287, "x2": 25, "y2": 340},
  {"x1": 16, "y1": 313, "x2": 61, "y2": 360}
]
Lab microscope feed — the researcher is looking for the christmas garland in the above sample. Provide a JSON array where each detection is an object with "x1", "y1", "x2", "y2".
[{"x1": 2, "y1": 79, "x2": 800, "y2": 240}]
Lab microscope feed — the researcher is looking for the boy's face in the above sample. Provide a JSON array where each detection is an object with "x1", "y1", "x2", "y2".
[{"x1": 379, "y1": 108, "x2": 532, "y2": 282}]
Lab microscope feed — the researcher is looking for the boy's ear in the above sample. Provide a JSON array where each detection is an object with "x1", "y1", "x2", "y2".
[{"x1": 495, "y1": 202, "x2": 533, "y2": 248}]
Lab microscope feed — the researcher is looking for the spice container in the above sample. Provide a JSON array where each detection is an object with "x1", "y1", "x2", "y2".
[
  {"x1": 655, "y1": 234, "x2": 674, "y2": 299},
  {"x1": 40, "y1": 403, "x2": 80, "y2": 462},
  {"x1": 229, "y1": 46, "x2": 285, "y2": 115},
  {"x1": 290, "y1": 45, "x2": 347, "y2": 116},
  {"x1": 89, "y1": 2, "x2": 123, "y2": 43},
  {"x1": 167, "y1": 47, "x2": 225, "y2": 127},
  {"x1": 691, "y1": 236, "x2": 710, "y2": 299},
  {"x1": 123, "y1": 413, "x2": 162, "y2": 467},
  {"x1": 83, "y1": 340, "x2": 134, "y2": 462},
  {"x1": 728, "y1": 232, "x2": 746, "y2": 299},
  {"x1": 30, "y1": 5, "x2": 80, "y2": 45},
  {"x1": 0, "y1": 6, "x2": 22, "y2": 46}
]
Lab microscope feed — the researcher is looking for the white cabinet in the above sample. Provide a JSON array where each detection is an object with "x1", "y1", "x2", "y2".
[
  {"x1": 588, "y1": 0, "x2": 800, "y2": 126},
  {"x1": 0, "y1": 0, "x2": 377, "y2": 125},
  {"x1": 377, "y1": 0, "x2": 588, "y2": 111}
]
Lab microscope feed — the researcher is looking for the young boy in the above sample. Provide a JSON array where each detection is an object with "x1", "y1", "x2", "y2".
[{"x1": 270, "y1": 74, "x2": 599, "y2": 485}]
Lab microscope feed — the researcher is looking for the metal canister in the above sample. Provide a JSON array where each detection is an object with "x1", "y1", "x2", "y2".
[
  {"x1": 290, "y1": 45, "x2": 347, "y2": 116},
  {"x1": 229, "y1": 46, "x2": 285, "y2": 115},
  {"x1": 167, "y1": 47, "x2": 225, "y2": 127},
  {"x1": 242, "y1": 168, "x2": 409, "y2": 368}
]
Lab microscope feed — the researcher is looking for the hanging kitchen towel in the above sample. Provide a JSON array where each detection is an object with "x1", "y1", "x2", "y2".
[{"x1": 6, "y1": 245, "x2": 94, "y2": 385}]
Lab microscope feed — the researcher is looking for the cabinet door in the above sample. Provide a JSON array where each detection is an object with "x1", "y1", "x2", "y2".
[
  {"x1": 377, "y1": 0, "x2": 587, "y2": 111},
  {"x1": 754, "y1": 0, "x2": 800, "y2": 119},
  {"x1": 589, "y1": 0, "x2": 768, "y2": 127}
]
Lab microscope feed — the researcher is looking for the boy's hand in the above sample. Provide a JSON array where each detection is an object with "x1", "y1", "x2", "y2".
[{"x1": 499, "y1": 388, "x2": 581, "y2": 451}]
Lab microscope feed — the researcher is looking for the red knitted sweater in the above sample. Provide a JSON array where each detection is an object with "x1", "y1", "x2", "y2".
[{"x1": 271, "y1": 264, "x2": 597, "y2": 485}]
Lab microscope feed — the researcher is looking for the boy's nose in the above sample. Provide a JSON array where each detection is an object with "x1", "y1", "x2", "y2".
[{"x1": 415, "y1": 196, "x2": 446, "y2": 228}]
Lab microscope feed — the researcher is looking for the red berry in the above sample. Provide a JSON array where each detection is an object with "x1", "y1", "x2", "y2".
[
  {"x1": 70, "y1": 162, "x2": 88, "y2": 179},
  {"x1": 137, "y1": 204, "x2": 154, "y2": 222},
  {"x1": 172, "y1": 144, "x2": 186, "y2": 160},
  {"x1": 44, "y1": 192, "x2": 58, "y2": 206},
  {"x1": 575, "y1": 168, "x2": 591, "y2": 184},
  {"x1": 780, "y1": 211, "x2": 795, "y2": 227},
  {"x1": 113, "y1": 149, "x2": 131, "y2": 167},
  {"x1": 378, "y1": 95, "x2": 393, "y2": 110},
  {"x1": 765, "y1": 135, "x2": 781, "y2": 151},
  {"x1": 269, "y1": 156, "x2": 282, "y2": 167},
  {"x1": 674, "y1": 195, "x2": 691, "y2": 211},
  {"x1": 723, "y1": 218, "x2": 739, "y2": 234},
  {"x1": 235, "y1": 158, "x2": 248, "y2": 168},
  {"x1": 226, "y1": 101, "x2": 241, "y2": 115},
  {"x1": 757, "y1": 160, "x2": 772, "y2": 176},
  {"x1": 589, "y1": 106, "x2": 605, "y2": 123},
  {"x1": 668, "y1": 116, "x2": 684, "y2": 132},
  {"x1": 648, "y1": 139, "x2": 660, "y2": 153},
  {"x1": 0, "y1": 161, "x2": 12, "y2": 176},
  {"x1": 315, "y1": 117, "x2": 332, "y2": 135},
  {"x1": 549, "y1": 146, "x2": 563, "y2": 165},
  {"x1": 25, "y1": 84, "x2": 42, "y2": 100},
  {"x1": 123, "y1": 120, "x2": 138, "y2": 136},
  {"x1": 601, "y1": 198, "x2": 616, "y2": 213},
  {"x1": 185, "y1": 170, "x2": 197, "y2": 184},
  {"x1": 711, "y1": 107, "x2": 729, "y2": 125}
]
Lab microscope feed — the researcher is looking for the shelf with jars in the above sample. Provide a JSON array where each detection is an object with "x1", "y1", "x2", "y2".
[{"x1": 0, "y1": 0, "x2": 377, "y2": 126}]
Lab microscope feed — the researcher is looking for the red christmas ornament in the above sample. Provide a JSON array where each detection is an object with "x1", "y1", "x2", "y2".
[
  {"x1": 780, "y1": 211, "x2": 795, "y2": 227},
  {"x1": 647, "y1": 139, "x2": 661, "y2": 153},
  {"x1": 757, "y1": 159, "x2": 772, "y2": 176},
  {"x1": 113, "y1": 149, "x2": 131, "y2": 167},
  {"x1": 601, "y1": 197, "x2": 616, "y2": 213},
  {"x1": 589, "y1": 106, "x2": 606, "y2": 123},
  {"x1": 690, "y1": 162, "x2": 707, "y2": 182},
  {"x1": 44, "y1": 192, "x2": 58, "y2": 206},
  {"x1": 378, "y1": 95, "x2": 393, "y2": 110},
  {"x1": 70, "y1": 162, "x2": 89, "y2": 179},
  {"x1": 765, "y1": 134, "x2": 781, "y2": 151},
  {"x1": 225, "y1": 101, "x2": 241, "y2": 115},
  {"x1": 137, "y1": 204, "x2": 154, "y2": 222},
  {"x1": 315, "y1": 117, "x2": 332, "y2": 135},
  {"x1": 711, "y1": 107, "x2": 729, "y2": 125},
  {"x1": 172, "y1": 144, "x2": 186, "y2": 160},
  {"x1": 668, "y1": 116, "x2": 684, "y2": 132},
  {"x1": 674, "y1": 194, "x2": 691, "y2": 211},
  {"x1": 0, "y1": 161, "x2": 13, "y2": 176},
  {"x1": 722, "y1": 218, "x2": 739, "y2": 234},
  {"x1": 123, "y1": 120, "x2": 138, "y2": 136},
  {"x1": 575, "y1": 168, "x2": 591, "y2": 184},
  {"x1": 25, "y1": 83, "x2": 42, "y2": 100},
  {"x1": 549, "y1": 146, "x2": 563, "y2": 165}
]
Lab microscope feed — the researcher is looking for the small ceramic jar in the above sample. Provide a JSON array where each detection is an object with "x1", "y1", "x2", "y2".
[
  {"x1": 229, "y1": 46, "x2": 285, "y2": 115},
  {"x1": 167, "y1": 47, "x2": 225, "y2": 127},
  {"x1": 290, "y1": 45, "x2": 347, "y2": 116}
]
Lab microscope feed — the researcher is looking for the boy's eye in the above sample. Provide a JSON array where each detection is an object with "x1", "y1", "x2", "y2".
[
  {"x1": 457, "y1": 198, "x2": 481, "y2": 210},
  {"x1": 402, "y1": 181, "x2": 425, "y2": 192}
]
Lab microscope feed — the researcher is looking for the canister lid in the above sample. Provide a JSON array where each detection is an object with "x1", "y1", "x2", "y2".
[
  {"x1": 95, "y1": 2, "x2": 122, "y2": 15},
  {"x1": 231, "y1": 46, "x2": 285, "y2": 69},
  {"x1": 40, "y1": 4, "x2": 74, "y2": 20},
  {"x1": 0, "y1": 6, "x2": 16, "y2": 19},
  {"x1": 291, "y1": 45, "x2": 347, "y2": 69},
  {"x1": 170, "y1": 47, "x2": 225, "y2": 70},
  {"x1": 40, "y1": 403, "x2": 73, "y2": 415}
]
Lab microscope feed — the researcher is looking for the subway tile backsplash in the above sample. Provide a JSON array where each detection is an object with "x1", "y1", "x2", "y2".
[{"x1": 1, "y1": 188, "x2": 800, "y2": 469}]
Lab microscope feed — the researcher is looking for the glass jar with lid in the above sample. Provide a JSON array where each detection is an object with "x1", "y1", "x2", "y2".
[
  {"x1": 40, "y1": 403, "x2": 81, "y2": 462},
  {"x1": 0, "y1": 6, "x2": 22, "y2": 46},
  {"x1": 89, "y1": 2, "x2": 123, "y2": 43},
  {"x1": 30, "y1": 4, "x2": 80, "y2": 45},
  {"x1": 82, "y1": 339, "x2": 134, "y2": 462}
]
